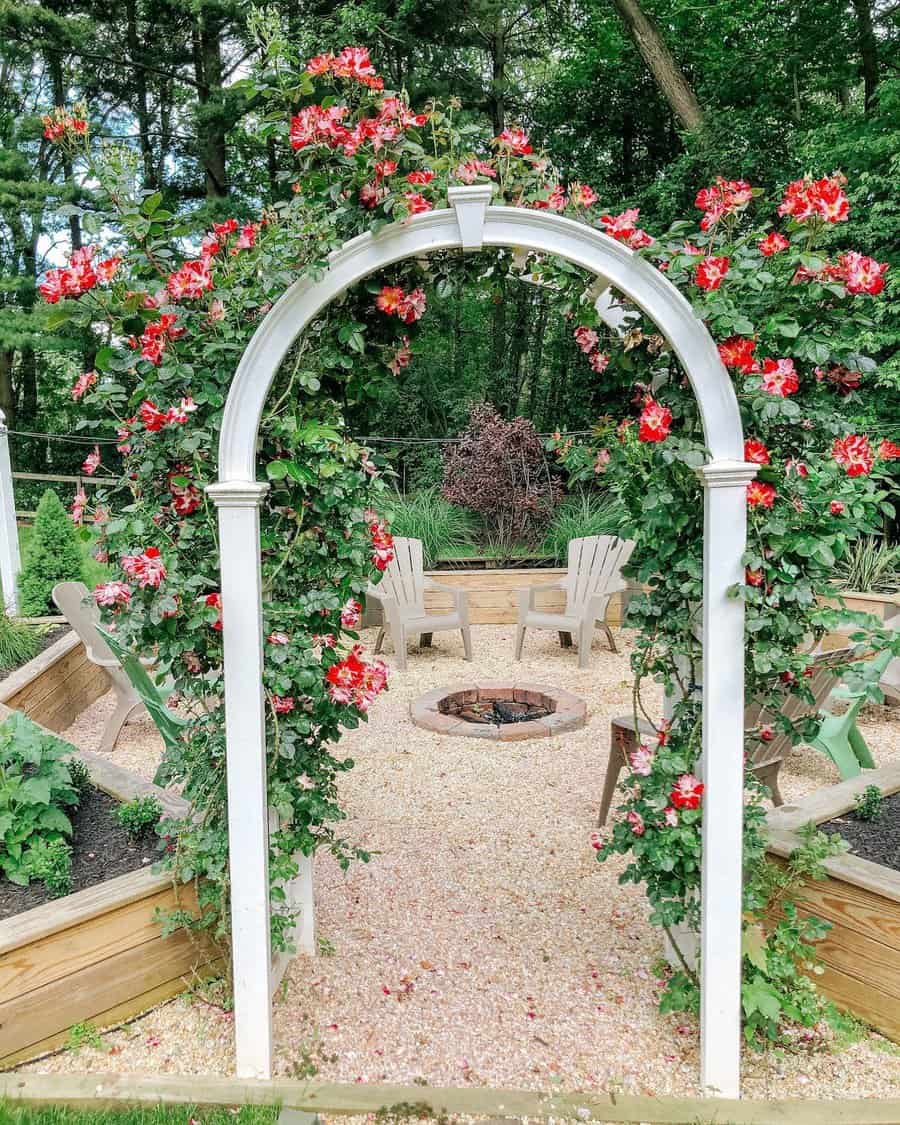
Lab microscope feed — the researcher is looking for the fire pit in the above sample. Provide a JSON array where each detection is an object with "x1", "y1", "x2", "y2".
[{"x1": 410, "y1": 682, "x2": 587, "y2": 741}]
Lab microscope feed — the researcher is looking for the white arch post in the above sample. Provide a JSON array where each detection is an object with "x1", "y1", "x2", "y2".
[
  {"x1": 0, "y1": 410, "x2": 21, "y2": 615},
  {"x1": 208, "y1": 186, "x2": 756, "y2": 1095}
]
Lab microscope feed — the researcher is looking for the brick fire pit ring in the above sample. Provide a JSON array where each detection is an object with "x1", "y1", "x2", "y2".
[{"x1": 410, "y1": 681, "x2": 587, "y2": 741}]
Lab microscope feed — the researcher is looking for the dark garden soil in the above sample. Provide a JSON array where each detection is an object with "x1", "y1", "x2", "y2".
[
  {"x1": 0, "y1": 787, "x2": 160, "y2": 921},
  {"x1": 821, "y1": 791, "x2": 900, "y2": 872}
]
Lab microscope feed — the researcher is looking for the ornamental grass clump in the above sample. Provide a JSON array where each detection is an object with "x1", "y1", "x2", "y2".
[
  {"x1": 382, "y1": 487, "x2": 476, "y2": 566},
  {"x1": 17, "y1": 489, "x2": 85, "y2": 616},
  {"x1": 0, "y1": 613, "x2": 40, "y2": 674}
]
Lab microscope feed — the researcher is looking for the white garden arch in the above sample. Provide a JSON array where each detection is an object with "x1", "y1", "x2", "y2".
[{"x1": 207, "y1": 185, "x2": 757, "y2": 1097}]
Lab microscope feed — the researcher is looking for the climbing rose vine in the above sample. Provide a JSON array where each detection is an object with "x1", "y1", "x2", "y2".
[{"x1": 39, "y1": 23, "x2": 899, "y2": 1046}]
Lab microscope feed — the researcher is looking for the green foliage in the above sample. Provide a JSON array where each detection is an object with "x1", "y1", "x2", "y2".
[
  {"x1": 0, "y1": 1106, "x2": 278, "y2": 1125},
  {"x1": 381, "y1": 487, "x2": 476, "y2": 567},
  {"x1": 542, "y1": 490, "x2": 626, "y2": 563},
  {"x1": 835, "y1": 537, "x2": 900, "y2": 593},
  {"x1": 28, "y1": 836, "x2": 73, "y2": 897},
  {"x1": 0, "y1": 711, "x2": 79, "y2": 886},
  {"x1": 17, "y1": 489, "x2": 85, "y2": 616},
  {"x1": 115, "y1": 795, "x2": 163, "y2": 840},
  {"x1": 855, "y1": 784, "x2": 884, "y2": 821},
  {"x1": 65, "y1": 1022, "x2": 106, "y2": 1052},
  {"x1": 0, "y1": 614, "x2": 40, "y2": 674},
  {"x1": 67, "y1": 758, "x2": 91, "y2": 800}
]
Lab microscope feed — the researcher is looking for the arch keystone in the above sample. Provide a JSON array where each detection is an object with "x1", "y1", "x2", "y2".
[{"x1": 448, "y1": 184, "x2": 494, "y2": 250}]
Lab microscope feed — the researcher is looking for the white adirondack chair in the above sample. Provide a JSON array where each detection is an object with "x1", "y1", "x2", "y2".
[
  {"x1": 367, "y1": 537, "x2": 472, "y2": 672},
  {"x1": 515, "y1": 534, "x2": 636, "y2": 669},
  {"x1": 52, "y1": 581, "x2": 145, "y2": 752}
]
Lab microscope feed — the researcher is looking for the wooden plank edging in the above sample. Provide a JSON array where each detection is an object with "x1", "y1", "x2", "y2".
[
  {"x1": 0, "y1": 631, "x2": 81, "y2": 704},
  {"x1": 765, "y1": 763, "x2": 900, "y2": 903},
  {"x1": 4, "y1": 1074, "x2": 900, "y2": 1123}
]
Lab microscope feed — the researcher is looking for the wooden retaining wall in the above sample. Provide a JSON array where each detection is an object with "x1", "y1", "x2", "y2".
[
  {"x1": 5, "y1": 1072, "x2": 900, "y2": 1124},
  {"x1": 766, "y1": 762, "x2": 900, "y2": 1042},
  {"x1": 0, "y1": 630, "x2": 110, "y2": 732},
  {"x1": 0, "y1": 709, "x2": 220, "y2": 1068},
  {"x1": 364, "y1": 568, "x2": 636, "y2": 628}
]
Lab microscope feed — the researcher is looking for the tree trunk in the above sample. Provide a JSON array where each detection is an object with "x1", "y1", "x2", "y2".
[
  {"x1": 0, "y1": 350, "x2": 15, "y2": 429},
  {"x1": 192, "y1": 8, "x2": 228, "y2": 198},
  {"x1": 490, "y1": 12, "x2": 506, "y2": 134},
  {"x1": 126, "y1": 0, "x2": 157, "y2": 187},
  {"x1": 851, "y1": 0, "x2": 879, "y2": 111},
  {"x1": 47, "y1": 50, "x2": 82, "y2": 249},
  {"x1": 610, "y1": 0, "x2": 704, "y2": 131}
]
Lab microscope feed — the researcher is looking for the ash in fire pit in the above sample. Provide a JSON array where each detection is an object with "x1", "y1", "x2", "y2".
[
  {"x1": 411, "y1": 682, "x2": 587, "y2": 741},
  {"x1": 444, "y1": 698, "x2": 553, "y2": 726}
]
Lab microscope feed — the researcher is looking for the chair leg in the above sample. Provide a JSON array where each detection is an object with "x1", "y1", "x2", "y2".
[
  {"x1": 754, "y1": 762, "x2": 784, "y2": 807},
  {"x1": 374, "y1": 627, "x2": 386, "y2": 655},
  {"x1": 577, "y1": 623, "x2": 593, "y2": 669},
  {"x1": 394, "y1": 625, "x2": 407, "y2": 672},
  {"x1": 100, "y1": 693, "x2": 143, "y2": 753},
  {"x1": 848, "y1": 722, "x2": 876, "y2": 769},
  {"x1": 810, "y1": 731, "x2": 862, "y2": 781},
  {"x1": 598, "y1": 743, "x2": 626, "y2": 827},
  {"x1": 461, "y1": 625, "x2": 472, "y2": 661},
  {"x1": 602, "y1": 624, "x2": 618, "y2": 654},
  {"x1": 514, "y1": 621, "x2": 526, "y2": 661}
]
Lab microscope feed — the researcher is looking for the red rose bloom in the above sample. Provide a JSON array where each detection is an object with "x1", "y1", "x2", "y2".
[
  {"x1": 694, "y1": 256, "x2": 730, "y2": 291},
  {"x1": 758, "y1": 231, "x2": 789, "y2": 256},
  {"x1": 637, "y1": 398, "x2": 672, "y2": 443},
  {"x1": 744, "y1": 438, "x2": 770, "y2": 465},
  {"x1": 670, "y1": 773, "x2": 704, "y2": 810},
  {"x1": 833, "y1": 434, "x2": 874, "y2": 477},
  {"x1": 747, "y1": 481, "x2": 776, "y2": 508}
]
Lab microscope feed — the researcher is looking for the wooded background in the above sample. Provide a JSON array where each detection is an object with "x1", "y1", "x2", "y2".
[{"x1": 3, "y1": 0, "x2": 898, "y2": 479}]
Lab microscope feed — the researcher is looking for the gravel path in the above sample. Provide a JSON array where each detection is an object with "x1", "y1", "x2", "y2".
[{"x1": 19, "y1": 625, "x2": 900, "y2": 1099}]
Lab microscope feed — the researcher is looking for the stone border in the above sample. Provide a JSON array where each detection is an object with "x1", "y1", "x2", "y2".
[{"x1": 410, "y1": 680, "x2": 587, "y2": 741}]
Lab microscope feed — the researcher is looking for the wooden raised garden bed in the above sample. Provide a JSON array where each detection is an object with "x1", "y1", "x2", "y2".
[
  {"x1": 363, "y1": 567, "x2": 639, "y2": 628},
  {"x1": 0, "y1": 630, "x2": 109, "y2": 733},
  {"x1": 816, "y1": 589, "x2": 899, "y2": 652},
  {"x1": 765, "y1": 762, "x2": 900, "y2": 1042},
  {"x1": 0, "y1": 705, "x2": 220, "y2": 1068}
]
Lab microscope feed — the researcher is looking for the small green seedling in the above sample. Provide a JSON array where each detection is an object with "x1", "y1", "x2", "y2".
[
  {"x1": 116, "y1": 794, "x2": 163, "y2": 840},
  {"x1": 67, "y1": 1021, "x2": 105, "y2": 1051},
  {"x1": 68, "y1": 758, "x2": 92, "y2": 801},
  {"x1": 29, "y1": 838, "x2": 73, "y2": 898},
  {"x1": 855, "y1": 784, "x2": 884, "y2": 822}
]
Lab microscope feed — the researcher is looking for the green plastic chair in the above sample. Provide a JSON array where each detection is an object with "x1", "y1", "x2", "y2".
[
  {"x1": 96, "y1": 626, "x2": 189, "y2": 760},
  {"x1": 810, "y1": 648, "x2": 893, "y2": 779}
]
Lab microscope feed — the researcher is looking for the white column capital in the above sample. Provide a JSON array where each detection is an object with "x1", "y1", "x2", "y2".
[
  {"x1": 206, "y1": 480, "x2": 269, "y2": 508},
  {"x1": 695, "y1": 460, "x2": 758, "y2": 488},
  {"x1": 448, "y1": 184, "x2": 495, "y2": 251}
]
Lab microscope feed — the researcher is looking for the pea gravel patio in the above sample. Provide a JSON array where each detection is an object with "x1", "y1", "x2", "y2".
[{"x1": 18, "y1": 625, "x2": 900, "y2": 1100}]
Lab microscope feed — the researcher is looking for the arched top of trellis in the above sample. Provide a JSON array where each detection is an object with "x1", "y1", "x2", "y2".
[
  {"x1": 209, "y1": 184, "x2": 757, "y2": 1099},
  {"x1": 217, "y1": 185, "x2": 744, "y2": 484}
]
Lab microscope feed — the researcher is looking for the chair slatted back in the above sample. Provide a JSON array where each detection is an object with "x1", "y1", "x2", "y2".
[
  {"x1": 374, "y1": 536, "x2": 426, "y2": 615},
  {"x1": 746, "y1": 647, "x2": 853, "y2": 770},
  {"x1": 564, "y1": 535, "x2": 635, "y2": 618},
  {"x1": 52, "y1": 580, "x2": 119, "y2": 666}
]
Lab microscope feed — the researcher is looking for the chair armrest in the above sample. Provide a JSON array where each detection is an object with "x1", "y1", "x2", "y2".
[
  {"x1": 524, "y1": 579, "x2": 566, "y2": 595},
  {"x1": 424, "y1": 578, "x2": 465, "y2": 596},
  {"x1": 424, "y1": 578, "x2": 468, "y2": 614}
]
